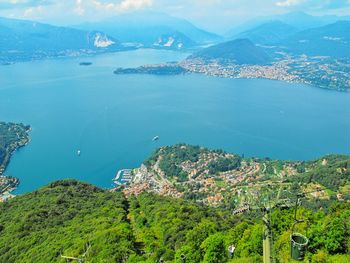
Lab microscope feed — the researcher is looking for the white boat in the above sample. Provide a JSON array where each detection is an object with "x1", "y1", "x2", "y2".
[
  {"x1": 152, "y1": 136, "x2": 159, "y2": 141},
  {"x1": 77, "y1": 150, "x2": 81, "y2": 156}
]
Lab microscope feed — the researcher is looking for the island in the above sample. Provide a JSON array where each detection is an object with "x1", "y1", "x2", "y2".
[
  {"x1": 0, "y1": 122, "x2": 30, "y2": 201},
  {"x1": 79, "y1": 62, "x2": 93, "y2": 66},
  {"x1": 1, "y1": 62, "x2": 13, "y2": 66}
]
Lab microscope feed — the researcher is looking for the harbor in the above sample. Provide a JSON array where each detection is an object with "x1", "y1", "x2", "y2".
[{"x1": 113, "y1": 169, "x2": 134, "y2": 186}]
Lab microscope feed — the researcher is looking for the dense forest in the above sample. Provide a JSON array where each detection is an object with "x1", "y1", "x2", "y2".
[
  {"x1": 288, "y1": 155, "x2": 350, "y2": 192},
  {"x1": 0, "y1": 180, "x2": 349, "y2": 262}
]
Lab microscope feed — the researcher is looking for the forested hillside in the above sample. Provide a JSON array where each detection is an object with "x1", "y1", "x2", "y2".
[{"x1": 0, "y1": 180, "x2": 349, "y2": 262}]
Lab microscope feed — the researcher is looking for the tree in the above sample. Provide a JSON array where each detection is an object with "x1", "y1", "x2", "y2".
[{"x1": 201, "y1": 233, "x2": 227, "y2": 263}]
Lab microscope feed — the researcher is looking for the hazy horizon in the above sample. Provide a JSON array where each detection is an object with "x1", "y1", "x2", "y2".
[{"x1": 0, "y1": 0, "x2": 349, "y2": 33}]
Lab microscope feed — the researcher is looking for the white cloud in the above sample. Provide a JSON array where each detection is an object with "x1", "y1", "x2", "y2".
[
  {"x1": 92, "y1": 0, "x2": 153, "y2": 12},
  {"x1": 23, "y1": 4, "x2": 44, "y2": 18},
  {"x1": 1, "y1": 0, "x2": 350, "y2": 32},
  {"x1": 275, "y1": 0, "x2": 350, "y2": 9},
  {"x1": 10, "y1": 0, "x2": 29, "y2": 4},
  {"x1": 275, "y1": 0, "x2": 305, "y2": 7},
  {"x1": 74, "y1": 0, "x2": 85, "y2": 16}
]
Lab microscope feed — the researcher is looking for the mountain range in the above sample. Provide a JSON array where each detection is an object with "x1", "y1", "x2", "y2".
[
  {"x1": 0, "y1": 17, "x2": 122, "y2": 62},
  {"x1": 75, "y1": 12, "x2": 221, "y2": 49},
  {"x1": 1, "y1": 11, "x2": 350, "y2": 64},
  {"x1": 193, "y1": 19, "x2": 350, "y2": 64},
  {"x1": 0, "y1": 12, "x2": 222, "y2": 62},
  {"x1": 223, "y1": 12, "x2": 350, "y2": 58},
  {"x1": 280, "y1": 21, "x2": 350, "y2": 58},
  {"x1": 226, "y1": 11, "x2": 350, "y2": 38}
]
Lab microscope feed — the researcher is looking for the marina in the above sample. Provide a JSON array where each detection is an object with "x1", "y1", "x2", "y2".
[{"x1": 113, "y1": 169, "x2": 133, "y2": 186}]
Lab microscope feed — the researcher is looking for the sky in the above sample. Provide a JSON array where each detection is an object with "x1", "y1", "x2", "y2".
[{"x1": 0, "y1": 0, "x2": 349, "y2": 32}]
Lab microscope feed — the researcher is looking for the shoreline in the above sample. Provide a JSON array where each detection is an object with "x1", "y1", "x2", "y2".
[
  {"x1": 112, "y1": 56, "x2": 350, "y2": 92},
  {"x1": 0, "y1": 123, "x2": 31, "y2": 201}
]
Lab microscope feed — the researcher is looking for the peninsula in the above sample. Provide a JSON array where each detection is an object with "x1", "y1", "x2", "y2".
[
  {"x1": 119, "y1": 144, "x2": 350, "y2": 209},
  {"x1": 113, "y1": 36, "x2": 350, "y2": 92},
  {"x1": 0, "y1": 122, "x2": 30, "y2": 201},
  {"x1": 113, "y1": 55, "x2": 350, "y2": 92}
]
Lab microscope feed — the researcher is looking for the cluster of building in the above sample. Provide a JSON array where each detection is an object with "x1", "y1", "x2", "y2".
[
  {"x1": 122, "y1": 150, "x2": 270, "y2": 207},
  {"x1": 220, "y1": 161, "x2": 262, "y2": 185},
  {"x1": 179, "y1": 54, "x2": 350, "y2": 91},
  {"x1": 0, "y1": 192, "x2": 15, "y2": 202},
  {"x1": 121, "y1": 164, "x2": 183, "y2": 198},
  {"x1": 117, "y1": 53, "x2": 350, "y2": 91},
  {"x1": 0, "y1": 176, "x2": 18, "y2": 202},
  {"x1": 115, "y1": 147, "x2": 349, "y2": 209},
  {"x1": 180, "y1": 58, "x2": 300, "y2": 83}
]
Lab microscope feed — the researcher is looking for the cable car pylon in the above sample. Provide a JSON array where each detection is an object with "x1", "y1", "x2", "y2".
[{"x1": 230, "y1": 181, "x2": 324, "y2": 262}]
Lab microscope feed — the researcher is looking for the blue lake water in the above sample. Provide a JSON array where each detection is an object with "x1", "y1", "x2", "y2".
[{"x1": 0, "y1": 49, "x2": 349, "y2": 194}]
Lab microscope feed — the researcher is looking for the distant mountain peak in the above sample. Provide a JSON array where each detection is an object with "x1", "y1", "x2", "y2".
[
  {"x1": 235, "y1": 20, "x2": 298, "y2": 44},
  {"x1": 92, "y1": 32, "x2": 115, "y2": 48},
  {"x1": 190, "y1": 38, "x2": 271, "y2": 65}
]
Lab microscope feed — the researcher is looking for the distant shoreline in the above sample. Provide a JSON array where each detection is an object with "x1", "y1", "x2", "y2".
[{"x1": 113, "y1": 58, "x2": 350, "y2": 92}]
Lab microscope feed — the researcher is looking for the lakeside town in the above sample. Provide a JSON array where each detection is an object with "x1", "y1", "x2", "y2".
[
  {"x1": 114, "y1": 54, "x2": 350, "y2": 92},
  {"x1": 185, "y1": 54, "x2": 350, "y2": 91},
  {"x1": 180, "y1": 57, "x2": 300, "y2": 83},
  {"x1": 112, "y1": 145, "x2": 350, "y2": 209}
]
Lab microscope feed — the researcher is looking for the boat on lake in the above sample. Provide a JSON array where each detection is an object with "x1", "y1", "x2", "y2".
[{"x1": 152, "y1": 136, "x2": 159, "y2": 141}]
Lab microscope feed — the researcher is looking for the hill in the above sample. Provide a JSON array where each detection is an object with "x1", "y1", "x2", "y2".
[
  {"x1": 75, "y1": 11, "x2": 221, "y2": 49},
  {"x1": 0, "y1": 17, "x2": 124, "y2": 63},
  {"x1": 280, "y1": 21, "x2": 350, "y2": 58},
  {"x1": 272, "y1": 11, "x2": 350, "y2": 30},
  {"x1": 189, "y1": 38, "x2": 271, "y2": 65},
  {"x1": 0, "y1": 180, "x2": 238, "y2": 262},
  {"x1": 234, "y1": 21, "x2": 298, "y2": 45},
  {"x1": 129, "y1": 144, "x2": 350, "y2": 208},
  {"x1": 0, "y1": 179, "x2": 349, "y2": 262}
]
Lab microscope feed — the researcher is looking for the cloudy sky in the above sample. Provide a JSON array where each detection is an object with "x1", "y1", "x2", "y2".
[{"x1": 0, "y1": 0, "x2": 349, "y2": 32}]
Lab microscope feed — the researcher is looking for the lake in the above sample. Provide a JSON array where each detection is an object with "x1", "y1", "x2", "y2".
[{"x1": 1, "y1": 49, "x2": 349, "y2": 194}]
